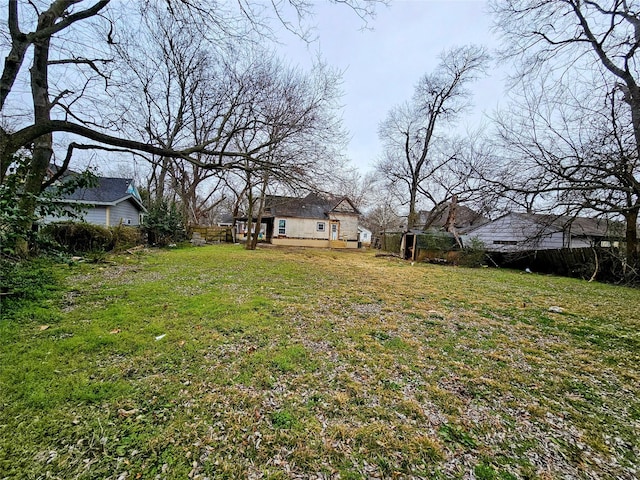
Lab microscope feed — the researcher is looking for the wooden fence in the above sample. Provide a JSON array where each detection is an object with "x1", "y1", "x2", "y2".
[{"x1": 190, "y1": 226, "x2": 233, "y2": 243}]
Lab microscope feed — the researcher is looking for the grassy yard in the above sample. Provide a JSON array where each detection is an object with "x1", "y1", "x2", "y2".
[{"x1": 1, "y1": 245, "x2": 639, "y2": 479}]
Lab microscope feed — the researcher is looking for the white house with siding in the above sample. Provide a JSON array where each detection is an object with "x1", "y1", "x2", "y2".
[
  {"x1": 461, "y1": 212, "x2": 617, "y2": 252},
  {"x1": 358, "y1": 226, "x2": 372, "y2": 246},
  {"x1": 238, "y1": 193, "x2": 361, "y2": 248},
  {"x1": 42, "y1": 177, "x2": 146, "y2": 227}
]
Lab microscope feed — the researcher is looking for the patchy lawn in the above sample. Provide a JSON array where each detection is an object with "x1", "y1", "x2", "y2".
[{"x1": 1, "y1": 245, "x2": 638, "y2": 479}]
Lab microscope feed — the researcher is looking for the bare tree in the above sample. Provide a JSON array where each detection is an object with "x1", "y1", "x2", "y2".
[
  {"x1": 491, "y1": 0, "x2": 640, "y2": 269},
  {"x1": 376, "y1": 45, "x2": 489, "y2": 230},
  {"x1": 322, "y1": 168, "x2": 378, "y2": 212},
  {"x1": 364, "y1": 200, "x2": 403, "y2": 231},
  {"x1": 0, "y1": 0, "x2": 382, "y2": 255},
  {"x1": 114, "y1": 4, "x2": 257, "y2": 224},
  {"x1": 489, "y1": 75, "x2": 640, "y2": 271},
  {"x1": 230, "y1": 56, "x2": 346, "y2": 250}
]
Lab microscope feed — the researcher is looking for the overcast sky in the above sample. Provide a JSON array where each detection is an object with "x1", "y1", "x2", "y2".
[
  {"x1": 1, "y1": 0, "x2": 507, "y2": 179},
  {"x1": 277, "y1": 0, "x2": 508, "y2": 174}
]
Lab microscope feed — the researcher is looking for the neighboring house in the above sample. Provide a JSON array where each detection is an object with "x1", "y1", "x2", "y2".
[
  {"x1": 238, "y1": 193, "x2": 361, "y2": 248},
  {"x1": 358, "y1": 226, "x2": 372, "y2": 246},
  {"x1": 43, "y1": 176, "x2": 146, "y2": 227},
  {"x1": 216, "y1": 214, "x2": 235, "y2": 227},
  {"x1": 461, "y1": 212, "x2": 619, "y2": 253}
]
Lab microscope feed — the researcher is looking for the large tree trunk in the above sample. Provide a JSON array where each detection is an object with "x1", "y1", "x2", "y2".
[
  {"x1": 15, "y1": 10, "x2": 55, "y2": 256},
  {"x1": 407, "y1": 178, "x2": 419, "y2": 230},
  {"x1": 443, "y1": 195, "x2": 457, "y2": 232},
  {"x1": 444, "y1": 194, "x2": 463, "y2": 248},
  {"x1": 245, "y1": 178, "x2": 254, "y2": 251},
  {"x1": 249, "y1": 174, "x2": 269, "y2": 250},
  {"x1": 624, "y1": 207, "x2": 639, "y2": 272},
  {"x1": 249, "y1": 210, "x2": 263, "y2": 250}
]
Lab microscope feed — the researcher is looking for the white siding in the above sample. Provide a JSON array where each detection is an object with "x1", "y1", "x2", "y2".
[
  {"x1": 41, "y1": 206, "x2": 83, "y2": 224},
  {"x1": 42, "y1": 206, "x2": 107, "y2": 226},
  {"x1": 84, "y1": 207, "x2": 109, "y2": 226},
  {"x1": 568, "y1": 236, "x2": 596, "y2": 248},
  {"x1": 329, "y1": 213, "x2": 359, "y2": 241},
  {"x1": 110, "y1": 200, "x2": 142, "y2": 226},
  {"x1": 275, "y1": 217, "x2": 329, "y2": 240},
  {"x1": 462, "y1": 214, "x2": 563, "y2": 252},
  {"x1": 546, "y1": 232, "x2": 566, "y2": 249},
  {"x1": 42, "y1": 201, "x2": 143, "y2": 227},
  {"x1": 359, "y1": 228, "x2": 372, "y2": 244}
]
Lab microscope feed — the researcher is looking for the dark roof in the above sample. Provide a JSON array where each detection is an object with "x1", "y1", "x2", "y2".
[
  {"x1": 464, "y1": 212, "x2": 617, "y2": 238},
  {"x1": 54, "y1": 177, "x2": 146, "y2": 211},
  {"x1": 521, "y1": 213, "x2": 614, "y2": 237},
  {"x1": 217, "y1": 214, "x2": 235, "y2": 225},
  {"x1": 419, "y1": 204, "x2": 489, "y2": 232},
  {"x1": 264, "y1": 193, "x2": 359, "y2": 219}
]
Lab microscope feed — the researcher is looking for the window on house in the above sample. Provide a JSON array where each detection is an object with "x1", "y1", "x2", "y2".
[
  {"x1": 317, "y1": 222, "x2": 325, "y2": 232},
  {"x1": 493, "y1": 240, "x2": 518, "y2": 245},
  {"x1": 278, "y1": 219, "x2": 286, "y2": 235}
]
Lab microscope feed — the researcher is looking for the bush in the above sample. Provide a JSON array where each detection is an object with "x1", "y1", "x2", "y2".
[
  {"x1": 459, "y1": 237, "x2": 486, "y2": 268},
  {"x1": 0, "y1": 153, "x2": 97, "y2": 256},
  {"x1": 41, "y1": 222, "x2": 113, "y2": 254},
  {"x1": 143, "y1": 200, "x2": 186, "y2": 246},
  {"x1": 110, "y1": 224, "x2": 143, "y2": 252}
]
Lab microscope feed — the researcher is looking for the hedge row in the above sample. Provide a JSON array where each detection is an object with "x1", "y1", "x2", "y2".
[{"x1": 41, "y1": 222, "x2": 143, "y2": 254}]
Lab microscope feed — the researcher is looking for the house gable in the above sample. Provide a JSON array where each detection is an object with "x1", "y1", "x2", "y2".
[{"x1": 330, "y1": 198, "x2": 359, "y2": 215}]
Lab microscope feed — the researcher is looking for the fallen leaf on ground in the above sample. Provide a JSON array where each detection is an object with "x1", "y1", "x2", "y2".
[{"x1": 118, "y1": 408, "x2": 140, "y2": 417}]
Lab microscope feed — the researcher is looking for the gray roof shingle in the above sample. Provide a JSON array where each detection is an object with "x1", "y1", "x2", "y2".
[
  {"x1": 264, "y1": 193, "x2": 359, "y2": 219},
  {"x1": 54, "y1": 177, "x2": 146, "y2": 211}
]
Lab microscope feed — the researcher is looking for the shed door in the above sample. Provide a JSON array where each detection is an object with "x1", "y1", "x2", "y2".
[
  {"x1": 330, "y1": 221, "x2": 339, "y2": 240},
  {"x1": 403, "y1": 233, "x2": 416, "y2": 260}
]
